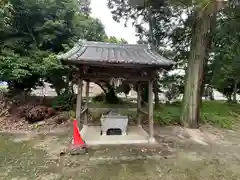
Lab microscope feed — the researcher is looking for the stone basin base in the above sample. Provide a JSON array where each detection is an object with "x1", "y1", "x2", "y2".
[{"x1": 80, "y1": 125, "x2": 155, "y2": 145}]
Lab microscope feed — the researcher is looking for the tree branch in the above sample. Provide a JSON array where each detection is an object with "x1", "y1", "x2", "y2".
[
  {"x1": 24, "y1": 20, "x2": 37, "y2": 45},
  {"x1": 94, "y1": 81, "x2": 108, "y2": 94}
]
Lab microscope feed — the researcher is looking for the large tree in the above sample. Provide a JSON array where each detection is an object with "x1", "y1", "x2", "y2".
[
  {"x1": 180, "y1": 1, "x2": 222, "y2": 128},
  {"x1": 108, "y1": 0, "x2": 230, "y2": 128},
  {"x1": 211, "y1": 4, "x2": 240, "y2": 102},
  {"x1": 107, "y1": 0, "x2": 181, "y2": 107},
  {"x1": 0, "y1": 0, "x2": 107, "y2": 95}
]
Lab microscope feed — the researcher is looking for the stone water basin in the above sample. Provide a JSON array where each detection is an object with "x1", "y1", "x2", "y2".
[{"x1": 100, "y1": 111, "x2": 128, "y2": 136}]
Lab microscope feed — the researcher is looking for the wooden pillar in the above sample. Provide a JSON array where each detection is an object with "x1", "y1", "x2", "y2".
[
  {"x1": 137, "y1": 82, "x2": 142, "y2": 127},
  {"x1": 148, "y1": 79, "x2": 155, "y2": 143},
  {"x1": 76, "y1": 78, "x2": 83, "y2": 123},
  {"x1": 84, "y1": 80, "x2": 90, "y2": 126}
]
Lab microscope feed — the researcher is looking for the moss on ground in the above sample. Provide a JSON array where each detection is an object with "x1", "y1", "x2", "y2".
[{"x1": 0, "y1": 134, "x2": 58, "y2": 179}]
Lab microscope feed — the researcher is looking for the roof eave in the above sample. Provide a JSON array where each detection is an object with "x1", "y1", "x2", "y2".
[{"x1": 60, "y1": 58, "x2": 175, "y2": 69}]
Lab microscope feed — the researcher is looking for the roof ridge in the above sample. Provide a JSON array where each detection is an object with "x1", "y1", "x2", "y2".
[
  {"x1": 78, "y1": 39, "x2": 148, "y2": 49},
  {"x1": 57, "y1": 42, "x2": 82, "y2": 60}
]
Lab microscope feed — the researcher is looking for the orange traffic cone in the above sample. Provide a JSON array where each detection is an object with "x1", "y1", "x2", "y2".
[
  {"x1": 60, "y1": 119, "x2": 87, "y2": 156},
  {"x1": 72, "y1": 119, "x2": 86, "y2": 147}
]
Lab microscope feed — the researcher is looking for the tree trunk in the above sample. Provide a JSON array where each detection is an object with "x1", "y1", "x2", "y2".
[
  {"x1": 95, "y1": 82, "x2": 108, "y2": 94},
  {"x1": 181, "y1": 3, "x2": 217, "y2": 128},
  {"x1": 153, "y1": 80, "x2": 160, "y2": 108},
  {"x1": 55, "y1": 88, "x2": 61, "y2": 96},
  {"x1": 95, "y1": 81, "x2": 119, "y2": 104},
  {"x1": 200, "y1": 2, "x2": 218, "y2": 104},
  {"x1": 141, "y1": 84, "x2": 148, "y2": 105},
  {"x1": 232, "y1": 80, "x2": 238, "y2": 103}
]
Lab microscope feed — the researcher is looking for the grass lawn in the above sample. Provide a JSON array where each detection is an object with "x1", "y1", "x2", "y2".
[
  {"x1": 155, "y1": 101, "x2": 240, "y2": 128},
  {"x1": 89, "y1": 100, "x2": 240, "y2": 129}
]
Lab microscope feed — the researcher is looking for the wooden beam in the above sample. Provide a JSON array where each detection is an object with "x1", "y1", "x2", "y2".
[
  {"x1": 84, "y1": 81, "x2": 90, "y2": 125},
  {"x1": 81, "y1": 75, "x2": 151, "y2": 81},
  {"x1": 76, "y1": 78, "x2": 83, "y2": 124},
  {"x1": 81, "y1": 107, "x2": 88, "y2": 115},
  {"x1": 139, "y1": 108, "x2": 148, "y2": 115},
  {"x1": 78, "y1": 65, "x2": 157, "y2": 81},
  {"x1": 148, "y1": 79, "x2": 155, "y2": 143},
  {"x1": 64, "y1": 59, "x2": 166, "y2": 69}
]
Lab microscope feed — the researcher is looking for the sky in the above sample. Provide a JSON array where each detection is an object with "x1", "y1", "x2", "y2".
[{"x1": 90, "y1": 0, "x2": 138, "y2": 44}]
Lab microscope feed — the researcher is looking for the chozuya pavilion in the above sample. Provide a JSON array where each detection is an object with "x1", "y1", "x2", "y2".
[{"x1": 57, "y1": 40, "x2": 175, "y2": 145}]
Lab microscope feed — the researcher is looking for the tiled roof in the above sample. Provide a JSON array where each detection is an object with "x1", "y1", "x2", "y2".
[{"x1": 57, "y1": 40, "x2": 175, "y2": 68}]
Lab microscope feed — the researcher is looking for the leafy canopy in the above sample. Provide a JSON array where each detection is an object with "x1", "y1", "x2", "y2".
[{"x1": 0, "y1": 0, "x2": 107, "y2": 93}]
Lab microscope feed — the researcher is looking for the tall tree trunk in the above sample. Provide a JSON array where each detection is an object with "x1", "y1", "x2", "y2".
[
  {"x1": 200, "y1": 2, "x2": 218, "y2": 104},
  {"x1": 148, "y1": 8, "x2": 160, "y2": 108},
  {"x1": 181, "y1": 3, "x2": 217, "y2": 128}
]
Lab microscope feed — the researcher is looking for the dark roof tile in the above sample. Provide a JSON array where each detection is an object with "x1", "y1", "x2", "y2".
[{"x1": 57, "y1": 40, "x2": 175, "y2": 67}]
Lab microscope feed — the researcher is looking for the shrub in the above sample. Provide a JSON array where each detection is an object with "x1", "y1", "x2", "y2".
[
  {"x1": 52, "y1": 91, "x2": 74, "y2": 111},
  {"x1": 92, "y1": 92, "x2": 105, "y2": 102},
  {"x1": 92, "y1": 90, "x2": 121, "y2": 104},
  {"x1": 0, "y1": 87, "x2": 8, "y2": 100},
  {"x1": 105, "y1": 88, "x2": 120, "y2": 104}
]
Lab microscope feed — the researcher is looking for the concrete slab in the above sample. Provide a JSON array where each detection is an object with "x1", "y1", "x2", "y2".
[{"x1": 81, "y1": 125, "x2": 156, "y2": 145}]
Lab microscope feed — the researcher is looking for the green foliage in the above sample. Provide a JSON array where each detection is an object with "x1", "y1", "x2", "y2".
[
  {"x1": 0, "y1": 50, "x2": 31, "y2": 82},
  {"x1": 92, "y1": 90, "x2": 121, "y2": 104},
  {"x1": 200, "y1": 101, "x2": 238, "y2": 128},
  {"x1": 153, "y1": 101, "x2": 239, "y2": 128},
  {"x1": 159, "y1": 72, "x2": 184, "y2": 103},
  {"x1": 92, "y1": 93, "x2": 105, "y2": 102},
  {"x1": 154, "y1": 104, "x2": 182, "y2": 125},
  {"x1": 107, "y1": 0, "x2": 240, "y2": 128},
  {"x1": 0, "y1": 86, "x2": 8, "y2": 99},
  {"x1": 0, "y1": 0, "x2": 109, "y2": 96},
  {"x1": 88, "y1": 100, "x2": 237, "y2": 129},
  {"x1": 116, "y1": 82, "x2": 131, "y2": 96},
  {"x1": 0, "y1": 49, "x2": 47, "y2": 93},
  {"x1": 52, "y1": 91, "x2": 75, "y2": 111},
  {"x1": 211, "y1": 8, "x2": 240, "y2": 101},
  {"x1": 108, "y1": 0, "x2": 188, "y2": 106},
  {"x1": 42, "y1": 54, "x2": 72, "y2": 95},
  {"x1": 105, "y1": 87, "x2": 121, "y2": 104}
]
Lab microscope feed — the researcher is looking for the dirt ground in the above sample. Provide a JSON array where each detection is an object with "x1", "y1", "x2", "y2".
[{"x1": 1, "y1": 124, "x2": 240, "y2": 180}]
